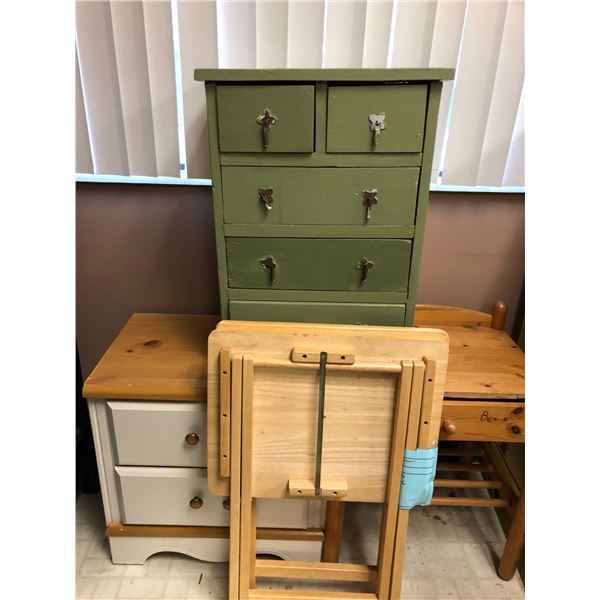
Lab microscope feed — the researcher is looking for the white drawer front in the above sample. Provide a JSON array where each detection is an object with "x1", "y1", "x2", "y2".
[
  {"x1": 108, "y1": 401, "x2": 206, "y2": 467},
  {"x1": 115, "y1": 466, "x2": 310, "y2": 529}
]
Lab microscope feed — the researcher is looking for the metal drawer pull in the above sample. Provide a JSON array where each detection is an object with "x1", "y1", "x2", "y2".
[
  {"x1": 189, "y1": 496, "x2": 204, "y2": 509},
  {"x1": 184, "y1": 432, "x2": 199, "y2": 446},
  {"x1": 256, "y1": 108, "x2": 278, "y2": 149},
  {"x1": 368, "y1": 113, "x2": 385, "y2": 146},
  {"x1": 260, "y1": 256, "x2": 277, "y2": 282},
  {"x1": 356, "y1": 257, "x2": 374, "y2": 282},
  {"x1": 222, "y1": 497, "x2": 230, "y2": 510},
  {"x1": 361, "y1": 189, "x2": 378, "y2": 220},
  {"x1": 258, "y1": 187, "x2": 274, "y2": 210}
]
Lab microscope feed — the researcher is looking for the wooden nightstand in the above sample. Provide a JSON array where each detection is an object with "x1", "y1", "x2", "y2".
[{"x1": 83, "y1": 314, "x2": 325, "y2": 565}]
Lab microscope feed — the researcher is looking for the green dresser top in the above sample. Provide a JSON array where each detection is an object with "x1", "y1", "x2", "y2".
[{"x1": 194, "y1": 68, "x2": 455, "y2": 83}]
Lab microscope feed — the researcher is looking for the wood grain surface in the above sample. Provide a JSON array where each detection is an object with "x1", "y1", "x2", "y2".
[{"x1": 82, "y1": 313, "x2": 524, "y2": 402}]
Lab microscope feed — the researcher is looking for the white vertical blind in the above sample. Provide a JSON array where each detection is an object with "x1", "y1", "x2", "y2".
[
  {"x1": 76, "y1": 47, "x2": 93, "y2": 174},
  {"x1": 441, "y1": 1, "x2": 509, "y2": 185},
  {"x1": 177, "y1": 0, "x2": 218, "y2": 179},
  {"x1": 142, "y1": 0, "x2": 180, "y2": 177},
  {"x1": 389, "y1": 0, "x2": 437, "y2": 68},
  {"x1": 323, "y1": 1, "x2": 367, "y2": 68},
  {"x1": 362, "y1": 0, "x2": 393, "y2": 68},
  {"x1": 76, "y1": 0, "x2": 129, "y2": 175},
  {"x1": 256, "y1": 0, "x2": 288, "y2": 68},
  {"x1": 287, "y1": 0, "x2": 325, "y2": 68},
  {"x1": 428, "y1": 0, "x2": 467, "y2": 183},
  {"x1": 502, "y1": 87, "x2": 524, "y2": 187},
  {"x1": 110, "y1": 1, "x2": 158, "y2": 176},
  {"x1": 76, "y1": 0, "x2": 525, "y2": 188},
  {"x1": 218, "y1": 1, "x2": 257, "y2": 68},
  {"x1": 476, "y1": 0, "x2": 524, "y2": 185}
]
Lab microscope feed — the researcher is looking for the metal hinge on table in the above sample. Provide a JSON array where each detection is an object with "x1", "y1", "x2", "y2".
[{"x1": 399, "y1": 447, "x2": 438, "y2": 509}]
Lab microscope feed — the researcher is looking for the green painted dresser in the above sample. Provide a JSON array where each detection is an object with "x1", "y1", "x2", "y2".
[{"x1": 194, "y1": 69, "x2": 454, "y2": 326}]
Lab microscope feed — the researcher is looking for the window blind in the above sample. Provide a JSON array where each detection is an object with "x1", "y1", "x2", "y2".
[{"x1": 75, "y1": 0, "x2": 524, "y2": 188}]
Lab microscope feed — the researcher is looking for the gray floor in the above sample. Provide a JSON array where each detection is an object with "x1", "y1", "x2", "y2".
[{"x1": 76, "y1": 493, "x2": 524, "y2": 599}]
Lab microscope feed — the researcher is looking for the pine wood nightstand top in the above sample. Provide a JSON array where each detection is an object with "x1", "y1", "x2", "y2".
[
  {"x1": 83, "y1": 313, "x2": 524, "y2": 402},
  {"x1": 83, "y1": 313, "x2": 220, "y2": 401}
]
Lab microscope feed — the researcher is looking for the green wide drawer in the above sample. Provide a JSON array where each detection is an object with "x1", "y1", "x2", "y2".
[
  {"x1": 221, "y1": 166, "x2": 419, "y2": 226},
  {"x1": 217, "y1": 85, "x2": 315, "y2": 153},
  {"x1": 229, "y1": 301, "x2": 406, "y2": 326},
  {"x1": 327, "y1": 85, "x2": 427, "y2": 153},
  {"x1": 226, "y1": 238, "x2": 412, "y2": 291}
]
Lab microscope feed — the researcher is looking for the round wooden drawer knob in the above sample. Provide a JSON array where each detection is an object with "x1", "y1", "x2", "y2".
[
  {"x1": 189, "y1": 496, "x2": 204, "y2": 509},
  {"x1": 185, "y1": 433, "x2": 200, "y2": 446},
  {"x1": 441, "y1": 420, "x2": 457, "y2": 435},
  {"x1": 222, "y1": 497, "x2": 230, "y2": 511}
]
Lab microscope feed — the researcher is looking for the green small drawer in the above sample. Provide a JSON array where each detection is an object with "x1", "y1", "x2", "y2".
[
  {"x1": 229, "y1": 301, "x2": 406, "y2": 326},
  {"x1": 221, "y1": 167, "x2": 419, "y2": 226},
  {"x1": 226, "y1": 238, "x2": 411, "y2": 291},
  {"x1": 217, "y1": 85, "x2": 315, "y2": 153},
  {"x1": 327, "y1": 85, "x2": 427, "y2": 153}
]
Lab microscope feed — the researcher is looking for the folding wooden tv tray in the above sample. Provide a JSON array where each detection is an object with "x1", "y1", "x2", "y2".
[{"x1": 208, "y1": 321, "x2": 449, "y2": 600}]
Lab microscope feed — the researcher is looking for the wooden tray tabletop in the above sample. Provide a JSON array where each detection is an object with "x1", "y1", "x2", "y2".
[{"x1": 83, "y1": 313, "x2": 524, "y2": 402}]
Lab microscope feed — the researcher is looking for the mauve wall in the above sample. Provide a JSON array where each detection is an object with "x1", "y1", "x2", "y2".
[{"x1": 76, "y1": 183, "x2": 524, "y2": 378}]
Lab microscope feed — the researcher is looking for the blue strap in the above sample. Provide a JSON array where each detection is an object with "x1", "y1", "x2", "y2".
[{"x1": 399, "y1": 447, "x2": 438, "y2": 509}]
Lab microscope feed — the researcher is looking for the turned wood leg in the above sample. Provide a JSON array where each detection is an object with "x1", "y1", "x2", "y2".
[
  {"x1": 497, "y1": 488, "x2": 525, "y2": 580},
  {"x1": 321, "y1": 501, "x2": 345, "y2": 563}
]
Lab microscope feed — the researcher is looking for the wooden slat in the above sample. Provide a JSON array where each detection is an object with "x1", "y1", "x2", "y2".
[
  {"x1": 220, "y1": 347, "x2": 231, "y2": 477},
  {"x1": 105, "y1": 523, "x2": 324, "y2": 541},
  {"x1": 321, "y1": 502, "x2": 345, "y2": 563},
  {"x1": 405, "y1": 360, "x2": 425, "y2": 451},
  {"x1": 431, "y1": 496, "x2": 510, "y2": 508},
  {"x1": 248, "y1": 591, "x2": 377, "y2": 600},
  {"x1": 388, "y1": 377, "x2": 424, "y2": 600},
  {"x1": 434, "y1": 479, "x2": 503, "y2": 489},
  {"x1": 418, "y1": 357, "x2": 437, "y2": 448},
  {"x1": 255, "y1": 560, "x2": 377, "y2": 583},
  {"x1": 376, "y1": 361, "x2": 413, "y2": 598},
  {"x1": 239, "y1": 355, "x2": 255, "y2": 599},
  {"x1": 436, "y1": 462, "x2": 493, "y2": 473},
  {"x1": 229, "y1": 354, "x2": 243, "y2": 600},
  {"x1": 438, "y1": 447, "x2": 485, "y2": 457}
]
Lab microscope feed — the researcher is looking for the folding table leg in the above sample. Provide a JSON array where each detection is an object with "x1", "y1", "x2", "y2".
[
  {"x1": 239, "y1": 355, "x2": 256, "y2": 598},
  {"x1": 228, "y1": 354, "x2": 243, "y2": 600},
  {"x1": 376, "y1": 361, "x2": 413, "y2": 599},
  {"x1": 389, "y1": 361, "x2": 426, "y2": 599}
]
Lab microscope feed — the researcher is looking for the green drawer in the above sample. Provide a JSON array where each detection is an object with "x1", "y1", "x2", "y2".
[
  {"x1": 229, "y1": 301, "x2": 406, "y2": 326},
  {"x1": 221, "y1": 167, "x2": 419, "y2": 226},
  {"x1": 217, "y1": 85, "x2": 315, "y2": 153},
  {"x1": 226, "y1": 238, "x2": 412, "y2": 291},
  {"x1": 327, "y1": 85, "x2": 427, "y2": 153}
]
